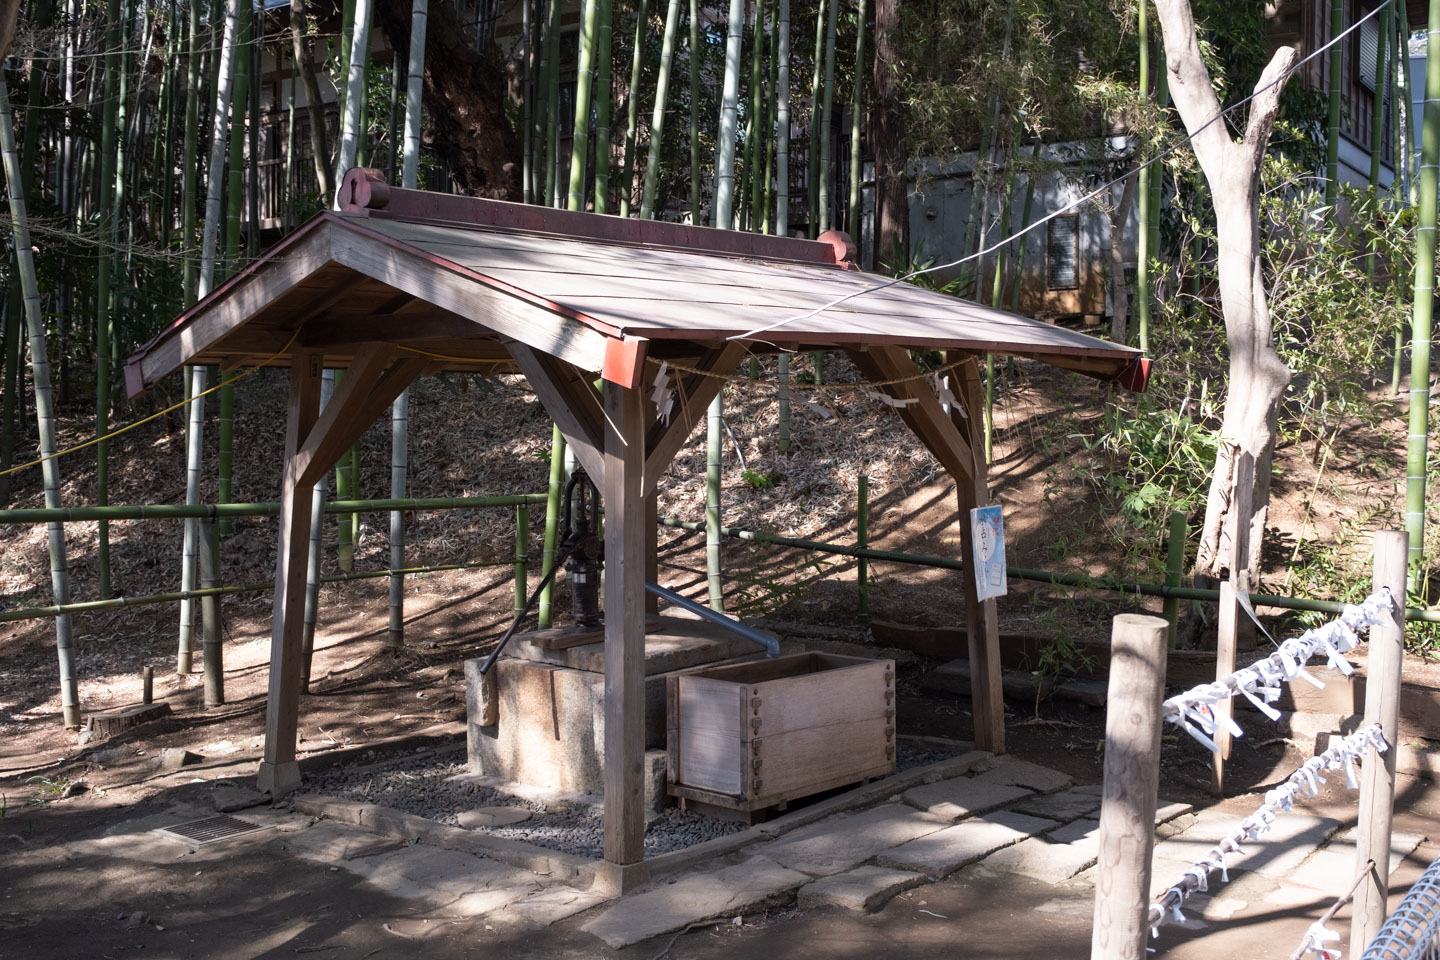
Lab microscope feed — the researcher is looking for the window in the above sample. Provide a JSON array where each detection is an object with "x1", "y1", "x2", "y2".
[
  {"x1": 1047, "y1": 214, "x2": 1079, "y2": 290},
  {"x1": 1357, "y1": 6, "x2": 1384, "y2": 92}
]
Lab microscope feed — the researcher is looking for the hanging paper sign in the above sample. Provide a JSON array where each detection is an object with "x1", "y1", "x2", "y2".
[{"x1": 970, "y1": 505, "x2": 1007, "y2": 602}]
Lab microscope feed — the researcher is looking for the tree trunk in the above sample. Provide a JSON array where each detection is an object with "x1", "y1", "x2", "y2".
[
  {"x1": 774, "y1": 0, "x2": 789, "y2": 235},
  {"x1": 290, "y1": 0, "x2": 332, "y2": 199},
  {"x1": 619, "y1": 0, "x2": 648, "y2": 217},
  {"x1": 0, "y1": 74, "x2": 80, "y2": 728},
  {"x1": 376, "y1": 0, "x2": 521, "y2": 199},
  {"x1": 688, "y1": 0, "x2": 700, "y2": 220},
  {"x1": 1152, "y1": 0, "x2": 1297, "y2": 580}
]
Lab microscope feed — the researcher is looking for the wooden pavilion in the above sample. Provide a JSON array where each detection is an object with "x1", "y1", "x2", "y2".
[{"x1": 125, "y1": 168, "x2": 1147, "y2": 889}]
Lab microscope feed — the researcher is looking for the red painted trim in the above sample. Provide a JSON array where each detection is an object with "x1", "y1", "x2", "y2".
[
  {"x1": 1117, "y1": 356, "x2": 1152, "y2": 393},
  {"x1": 602, "y1": 335, "x2": 650, "y2": 390}
]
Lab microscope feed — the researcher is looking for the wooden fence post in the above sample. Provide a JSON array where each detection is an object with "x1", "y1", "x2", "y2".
[
  {"x1": 1092, "y1": 612, "x2": 1169, "y2": 960},
  {"x1": 1350, "y1": 529, "x2": 1408, "y2": 956},
  {"x1": 1211, "y1": 450, "x2": 1253, "y2": 796},
  {"x1": 1162, "y1": 509, "x2": 1185, "y2": 647}
]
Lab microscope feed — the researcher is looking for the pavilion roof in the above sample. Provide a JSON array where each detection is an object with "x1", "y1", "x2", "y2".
[{"x1": 125, "y1": 179, "x2": 1146, "y2": 397}]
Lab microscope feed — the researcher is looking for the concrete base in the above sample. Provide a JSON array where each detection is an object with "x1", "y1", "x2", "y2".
[
  {"x1": 589, "y1": 859, "x2": 652, "y2": 897},
  {"x1": 257, "y1": 760, "x2": 301, "y2": 797}
]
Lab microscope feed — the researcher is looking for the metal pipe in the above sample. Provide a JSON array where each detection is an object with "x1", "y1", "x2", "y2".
[
  {"x1": 657, "y1": 517, "x2": 1440, "y2": 625},
  {"x1": 0, "y1": 494, "x2": 546, "y2": 525},
  {"x1": 646, "y1": 580, "x2": 780, "y2": 656}
]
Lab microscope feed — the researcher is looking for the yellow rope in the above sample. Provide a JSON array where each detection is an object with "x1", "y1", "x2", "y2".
[
  {"x1": 0, "y1": 326, "x2": 304, "y2": 479},
  {"x1": 652, "y1": 353, "x2": 971, "y2": 391},
  {"x1": 396, "y1": 344, "x2": 513, "y2": 364}
]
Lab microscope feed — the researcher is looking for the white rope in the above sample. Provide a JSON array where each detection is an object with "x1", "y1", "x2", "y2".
[
  {"x1": 1147, "y1": 724, "x2": 1390, "y2": 937},
  {"x1": 1296, "y1": 920, "x2": 1345, "y2": 960},
  {"x1": 1162, "y1": 588, "x2": 1396, "y2": 752}
]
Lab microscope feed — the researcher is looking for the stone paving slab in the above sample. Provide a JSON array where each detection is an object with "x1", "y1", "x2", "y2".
[
  {"x1": 985, "y1": 834, "x2": 1099, "y2": 884},
  {"x1": 972, "y1": 758, "x2": 1073, "y2": 793},
  {"x1": 763, "y1": 804, "x2": 949, "y2": 877},
  {"x1": 1009, "y1": 789, "x2": 1101, "y2": 822},
  {"x1": 582, "y1": 856, "x2": 809, "y2": 949},
  {"x1": 279, "y1": 821, "x2": 403, "y2": 862},
  {"x1": 1287, "y1": 831, "x2": 1425, "y2": 895},
  {"x1": 340, "y1": 846, "x2": 543, "y2": 914},
  {"x1": 876, "y1": 811, "x2": 1057, "y2": 878},
  {"x1": 500, "y1": 885, "x2": 608, "y2": 926},
  {"x1": 1150, "y1": 811, "x2": 1342, "y2": 879},
  {"x1": 797, "y1": 865, "x2": 927, "y2": 913},
  {"x1": 901, "y1": 779, "x2": 1033, "y2": 821}
]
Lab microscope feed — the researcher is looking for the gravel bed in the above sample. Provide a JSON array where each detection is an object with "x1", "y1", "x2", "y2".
[
  {"x1": 299, "y1": 741, "x2": 965, "y2": 859},
  {"x1": 300, "y1": 752, "x2": 747, "y2": 859}
]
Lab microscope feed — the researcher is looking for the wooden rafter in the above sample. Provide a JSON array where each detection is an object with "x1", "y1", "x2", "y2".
[{"x1": 508, "y1": 343, "x2": 606, "y2": 480}]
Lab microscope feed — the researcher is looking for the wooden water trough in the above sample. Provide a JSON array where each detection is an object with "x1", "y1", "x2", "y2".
[{"x1": 125, "y1": 167, "x2": 1147, "y2": 890}]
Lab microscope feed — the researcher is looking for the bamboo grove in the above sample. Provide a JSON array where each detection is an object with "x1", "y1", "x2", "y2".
[{"x1": 1, "y1": 0, "x2": 1438, "y2": 725}]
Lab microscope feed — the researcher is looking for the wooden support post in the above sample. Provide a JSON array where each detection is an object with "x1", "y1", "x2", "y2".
[
  {"x1": 599, "y1": 378, "x2": 649, "y2": 891},
  {"x1": 257, "y1": 353, "x2": 323, "y2": 797},
  {"x1": 1212, "y1": 450, "x2": 1253, "y2": 796},
  {"x1": 1350, "y1": 529, "x2": 1408, "y2": 956},
  {"x1": 953, "y1": 354, "x2": 1004, "y2": 754},
  {"x1": 1091, "y1": 613, "x2": 1169, "y2": 960},
  {"x1": 200, "y1": 518, "x2": 224, "y2": 707}
]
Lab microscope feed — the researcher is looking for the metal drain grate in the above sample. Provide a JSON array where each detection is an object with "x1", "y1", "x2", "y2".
[{"x1": 154, "y1": 814, "x2": 269, "y2": 845}]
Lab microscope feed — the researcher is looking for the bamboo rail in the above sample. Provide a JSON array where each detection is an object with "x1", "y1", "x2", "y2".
[
  {"x1": 0, "y1": 494, "x2": 546, "y2": 525},
  {"x1": 656, "y1": 517, "x2": 1440, "y2": 624}
]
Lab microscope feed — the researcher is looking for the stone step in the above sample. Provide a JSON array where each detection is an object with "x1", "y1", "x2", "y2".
[
  {"x1": 797, "y1": 865, "x2": 928, "y2": 913},
  {"x1": 763, "y1": 803, "x2": 950, "y2": 877},
  {"x1": 582, "y1": 856, "x2": 808, "y2": 949},
  {"x1": 876, "y1": 810, "x2": 1057, "y2": 878}
]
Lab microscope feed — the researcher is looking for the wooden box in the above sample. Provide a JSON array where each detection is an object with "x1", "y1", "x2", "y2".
[{"x1": 666, "y1": 652, "x2": 896, "y2": 815}]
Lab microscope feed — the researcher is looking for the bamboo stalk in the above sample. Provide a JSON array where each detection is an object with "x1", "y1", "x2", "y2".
[
  {"x1": 181, "y1": 0, "x2": 202, "y2": 302},
  {"x1": 1368, "y1": 0, "x2": 1392, "y2": 279},
  {"x1": 714, "y1": 0, "x2": 746, "y2": 227},
  {"x1": 1162, "y1": 508, "x2": 1185, "y2": 646},
  {"x1": 546, "y1": 0, "x2": 562, "y2": 206},
  {"x1": 688, "y1": 0, "x2": 700, "y2": 220},
  {"x1": 1406, "y1": 0, "x2": 1439, "y2": 578},
  {"x1": 808, "y1": 0, "x2": 826, "y2": 237},
  {"x1": 817, "y1": 0, "x2": 838, "y2": 233},
  {"x1": 777, "y1": 352, "x2": 791, "y2": 452},
  {"x1": 0, "y1": 73, "x2": 80, "y2": 727},
  {"x1": 95, "y1": 0, "x2": 122, "y2": 600},
  {"x1": 775, "y1": 0, "x2": 789, "y2": 235},
  {"x1": 619, "y1": 0, "x2": 649, "y2": 218},
  {"x1": 592, "y1": 0, "x2": 615, "y2": 212},
  {"x1": 857, "y1": 474, "x2": 869, "y2": 615},
  {"x1": 568, "y1": 0, "x2": 602, "y2": 211},
  {"x1": 1136, "y1": 2, "x2": 1151, "y2": 350},
  {"x1": 847, "y1": 0, "x2": 865, "y2": 230},
  {"x1": 639, "y1": 0, "x2": 683, "y2": 218},
  {"x1": 1324, "y1": 0, "x2": 1343, "y2": 208},
  {"x1": 538, "y1": 424, "x2": 565, "y2": 627},
  {"x1": 200, "y1": 518, "x2": 223, "y2": 706},
  {"x1": 514, "y1": 505, "x2": 529, "y2": 617}
]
